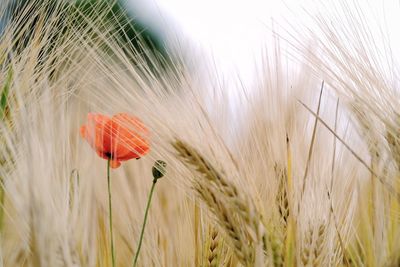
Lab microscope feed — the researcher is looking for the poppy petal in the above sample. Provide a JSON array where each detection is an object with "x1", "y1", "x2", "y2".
[
  {"x1": 117, "y1": 145, "x2": 150, "y2": 161},
  {"x1": 110, "y1": 160, "x2": 121, "y2": 168},
  {"x1": 80, "y1": 125, "x2": 87, "y2": 138},
  {"x1": 81, "y1": 112, "x2": 150, "y2": 167},
  {"x1": 85, "y1": 113, "x2": 112, "y2": 154},
  {"x1": 109, "y1": 113, "x2": 150, "y2": 160}
]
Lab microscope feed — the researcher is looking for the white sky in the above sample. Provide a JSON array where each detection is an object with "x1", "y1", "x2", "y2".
[{"x1": 127, "y1": 0, "x2": 400, "y2": 87}]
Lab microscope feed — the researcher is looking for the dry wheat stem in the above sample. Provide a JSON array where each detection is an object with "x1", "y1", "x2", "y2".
[
  {"x1": 300, "y1": 81, "x2": 324, "y2": 201},
  {"x1": 299, "y1": 100, "x2": 400, "y2": 202}
]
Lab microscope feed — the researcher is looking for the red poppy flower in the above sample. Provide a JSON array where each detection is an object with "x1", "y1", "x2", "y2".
[{"x1": 80, "y1": 113, "x2": 150, "y2": 168}]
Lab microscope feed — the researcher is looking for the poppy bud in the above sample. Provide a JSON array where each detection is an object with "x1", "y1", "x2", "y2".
[{"x1": 152, "y1": 160, "x2": 167, "y2": 180}]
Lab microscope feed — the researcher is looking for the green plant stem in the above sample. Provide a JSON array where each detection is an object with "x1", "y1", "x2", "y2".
[
  {"x1": 132, "y1": 179, "x2": 157, "y2": 267},
  {"x1": 107, "y1": 159, "x2": 116, "y2": 267}
]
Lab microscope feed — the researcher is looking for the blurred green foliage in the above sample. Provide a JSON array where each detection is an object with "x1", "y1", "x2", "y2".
[
  {"x1": 0, "y1": 67, "x2": 12, "y2": 120},
  {"x1": 7, "y1": 0, "x2": 171, "y2": 74}
]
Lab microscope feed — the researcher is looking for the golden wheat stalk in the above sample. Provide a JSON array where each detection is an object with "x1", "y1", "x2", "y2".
[
  {"x1": 172, "y1": 139, "x2": 265, "y2": 266},
  {"x1": 205, "y1": 226, "x2": 220, "y2": 267}
]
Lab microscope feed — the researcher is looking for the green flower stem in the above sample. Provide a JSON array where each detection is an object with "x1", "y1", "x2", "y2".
[
  {"x1": 107, "y1": 159, "x2": 116, "y2": 267},
  {"x1": 132, "y1": 178, "x2": 158, "y2": 267}
]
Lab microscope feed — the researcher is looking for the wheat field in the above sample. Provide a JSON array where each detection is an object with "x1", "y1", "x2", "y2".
[{"x1": 0, "y1": 0, "x2": 399, "y2": 266}]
